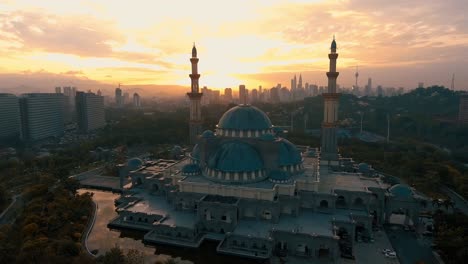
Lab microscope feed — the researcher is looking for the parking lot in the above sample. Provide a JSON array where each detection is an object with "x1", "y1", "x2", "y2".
[
  {"x1": 385, "y1": 225, "x2": 438, "y2": 264},
  {"x1": 353, "y1": 229, "x2": 400, "y2": 264}
]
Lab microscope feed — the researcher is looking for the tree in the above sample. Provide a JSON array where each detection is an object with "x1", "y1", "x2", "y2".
[{"x1": 97, "y1": 246, "x2": 126, "y2": 264}]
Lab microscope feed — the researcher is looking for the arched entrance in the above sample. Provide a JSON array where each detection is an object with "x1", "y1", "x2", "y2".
[
  {"x1": 336, "y1": 196, "x2": 347, "y2": 208},
  {"x1": 320, "y1": 200, "x2": 329, "y2": 208}
]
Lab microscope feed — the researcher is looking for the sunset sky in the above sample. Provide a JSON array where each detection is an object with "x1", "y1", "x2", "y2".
[{"x1": 0, "y1": 0, "x2": 467, "y2": 92}]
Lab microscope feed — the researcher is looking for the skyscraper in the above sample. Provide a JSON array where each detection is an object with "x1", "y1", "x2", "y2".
[
  {"x1": 239, "y1": 84, "x2": 247, "y2": 104},
  {"x1": 224, "y1": 88, "x2": 233, "y2": 103},
  {"x1": 19, "y1": 93, "x2": 65, "y2": 142},
  {"x1": 115, "y1": 86, "x2": 123, "y2": 107},
  {"x1": 251, "y1": 89, "x2": 258, "y2": 102},
  {"x1": 55, "y1": 87, "x2": 62, "y2": 94},
  {"x1": 366, "y1": 78, "x2": 372, "y2": 96},
  {"x1": 76, "y1": 91, "x2": 106, "y2": 133},
  {"x1": 459, "y1": 93, "x2": 468, "y2": 125},
  {"x1": 133, "y1": 93, "x2": 141, "y2": 107},
  {"x1": 0, "y1": 94, "x2": 21, "y2": 142},
  {"x1": 187, "y1": 43, "x2": 203, "y2": 144},
  {"x1": 321, "y1": 37, "x2": 340, "y2": 164}
]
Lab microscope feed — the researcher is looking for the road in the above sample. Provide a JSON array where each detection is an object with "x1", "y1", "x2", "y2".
[
  {"x1": 385, "y1": 225, "x2": 437, "y2": 264},
  {"x1": 441, "y1": 186, "x2": 468, "y2": 215}
]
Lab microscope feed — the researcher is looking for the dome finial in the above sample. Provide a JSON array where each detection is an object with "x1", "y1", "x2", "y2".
[
  {"x1": 331, "y1": 36, "x2": 337, "y2": 51},
  {"x1": 192, "y1": 42, "x2": 197, "y2": 57}
]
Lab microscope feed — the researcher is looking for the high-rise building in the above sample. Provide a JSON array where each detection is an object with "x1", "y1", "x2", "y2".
[
  {"x1": 0, "y1": 94, "x2": 21, "y2": 142},
  {"x1": 133, "y1": 93, "x2": 141, "y2": 107},
  {"x1": 365, "y1": 78, "x2": 372, "y2": 96},
  {"x1": 321, "y1": 37, "x2": 340, "y2": 164},
  {"x1": 187, "y1": 43, "x2": 203, "y2": 144},
  {"x1": 63, "y1": 86, "x2": 71, "y2": 97},
  {"x1": 377, "y1": 85, "x2": 383, "y2": 97},
  {"x1": 55, "y1": 87, "x2": 62, "y2": 94},
  {"x1": 270, "y1": 87, "x2": 280, "y2": 103},
  {"x1": 76, "y1": 91, "x2": 105, "y2": 133},
  {"x1": 418, "y1": 82, "x2": 424, "y2": 88},
  {"x1": 97, "y1": 90, "x2": 102, "y2": 96},
  {"x1": 224, "y1": 88, "x2": 233, "y2": 103},
  {"x1": 239, "y1": 85, "x2": 247, "y2": 104},
  {"x1": 123, "y1": 92, "x2": 130, "y2": 105},
  {"x1": 459, "y1": 93, "x2": 468, "y2": 125},
  {"x1": 251, "y1": 89, "x2": 258, "y2": 102},
  {"x1": 19, "y1": 93, "x2": 65, "y2": 142},
  {"x1": 115, "y1": 87, "x2": 123, "y2": 107}
]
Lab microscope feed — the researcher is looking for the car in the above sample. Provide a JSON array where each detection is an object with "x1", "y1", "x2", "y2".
[
  {"x1": 382, "y1": 249, "x2": 393, "y2": 254},
  {"x1": 423, "y1": 231, "x2": 433, "y2": 236},
  {"x1": 385, "y1": 252, "x2": 397, "y2": 258}
]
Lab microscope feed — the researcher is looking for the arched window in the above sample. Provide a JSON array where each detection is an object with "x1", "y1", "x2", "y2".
[
  {"x1": 336, "y1": 196, "x2": 346, "y2": 208},
  {"x1": 320, "y1": 200, "x2": 329, "y2": 208},
  {"x1": 354, "y1": 197, "x2": 364, "y2": 206}
]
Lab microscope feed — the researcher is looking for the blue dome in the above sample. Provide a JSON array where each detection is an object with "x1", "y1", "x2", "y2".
[
  {"x1": 127, "y1": 158, "x2": 143, "y2": 171},
  {"x1": 191, "y1": 144, "x2": 200, "y2": 161},
  {"x1": 260, "y1": 133, "x2": 276, "y2": 141},
  {"x1": 218, "y1": 105, "x2": 272, "y2": 131},
  {"x1": 202, "y1": 130, "x2": 215, "y2": 138},
  {"x1": 279, "y1": 139, "x2": 302, "y2": 166},
  {"x1": 182, "y1": 164, "x2": 201, "y2": 174},
  {"x1": 269, "y1": 170, "x2": 289, "y2": 181},
  {"x1": 389, "y1": 184, "x2": 413, "y2": 198},
  {"x1": 358, "y1": 163, "x2": 369, "y2": 173},
  {"x1": 208, "y1": 141, "x2": 263, "y2": 172}
]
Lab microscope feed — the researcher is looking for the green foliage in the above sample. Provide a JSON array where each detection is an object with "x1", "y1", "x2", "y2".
[
  {"x1": 97, "y1": 247, "x2": 145, "y2": 264},
  {"x1": 433, "y1": 212, "x2": 468, "y2": 264}
]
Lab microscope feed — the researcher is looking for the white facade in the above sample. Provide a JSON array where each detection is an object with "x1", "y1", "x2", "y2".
[
  {"x1": 19, "y1": 93, "x2": 65, "y2": 142},
  {"x1": 0, "y1": 94, "x2": 21, "y2": 141},
  {"x1": 76, "y1": 92, "x2": 106, "y2": 133}
]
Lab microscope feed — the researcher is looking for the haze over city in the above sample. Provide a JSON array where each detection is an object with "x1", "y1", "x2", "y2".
[{"x1": 0, "y1": 0, "x2": 467, "y2": 95}]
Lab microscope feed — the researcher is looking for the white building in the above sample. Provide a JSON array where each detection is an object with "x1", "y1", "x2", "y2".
[
  {"x1": 19, "y1": 93, "x2": 65, "y2": 142},
  {"x1": 0, "y1": 94, "x2": 21, "y2": 142},
  {"x1": 76, "y1": 91, "x2": 106, "y2": 133}
]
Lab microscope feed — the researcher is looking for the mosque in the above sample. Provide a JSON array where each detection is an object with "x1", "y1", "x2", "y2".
[{"x1": 109, "y1": 38, "x2": 425, "y2": 261}]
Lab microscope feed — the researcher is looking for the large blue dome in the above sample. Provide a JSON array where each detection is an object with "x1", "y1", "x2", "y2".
[
  {"x1": 127, "y1": 158, "x2": 143, "y2": 171},
  {"x1": 279, "y1": 139, "x2": 302, "y2": 166},
  {"x1": 208, "y1": 141, "x2": 263, "y2": 172},
  {"x1": 389, "y1": 184, "x2": 413, "y2": 198},
  {"x1": 218, "y1": 105, "x2": 272, "y2": 131}
]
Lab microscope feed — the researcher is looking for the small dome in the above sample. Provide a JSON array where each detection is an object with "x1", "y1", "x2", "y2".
[
  {"x1": 389, "y1": 184, "x2": 413, "y2": 198},
  {"x1": 218, "y1": 105, "x2": 272, "y2": 131},
  {"x1": 182, "y1": 164, "x2": 201, "y2": 175},
  {"x1": 260, "y1": 133, "x2": 276, "y2": 141},
  {"x1": 127, "y1": 158, "x2": 143, "y2": 171},
  {"x1": 192, "y1": 44, "x2": 197, "y2": 57},
  {"x1": 202, "y1": 130, "x2": 215, "y2": 138},
  {"x1": 358, "y1": 163, "x2": 369, "y2": 173},
  {"x1": 331, "y1": 38, "x2": 337, "y2": 50},
  {"x1": 279, "y1": 139, "x2": 302, "y2": 166},
  {"x1": 190, "y1": 144, "x2": 200, "y2": 161},
  {"x1": 208, "y1": 141, "x2": 263, "y2": 172},
  {"x1": 306, "y1": 149, "x2": 316, "y2": 157},
  {"x1": 269, "y1": 170, "x2": 290, "y2": 183}
]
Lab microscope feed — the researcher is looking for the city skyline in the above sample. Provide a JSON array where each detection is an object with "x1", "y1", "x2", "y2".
[{"x1": 0, "y1": 0, "x2": 467, "y2": 92}]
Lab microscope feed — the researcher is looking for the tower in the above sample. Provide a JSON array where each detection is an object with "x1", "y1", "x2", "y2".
[
  {"x1": 298, "y1": 74, "x2": 303, "y2": 89},
  {"x1": 451, "y1": 73, "x2": 455, "y2": 90},
  {"x1": 354, "y1": 66, "x2": 359, "y2": 95},
  {"x1": 321, "y1": 36, "x2": 341, "y2": 164},
  {"x1": 187, "y1": 43, "x2": 203, "y2": 144}
]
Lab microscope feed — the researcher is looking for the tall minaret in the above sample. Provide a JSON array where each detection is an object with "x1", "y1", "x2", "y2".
[
  {"x1": 187, "y1": 43, "x2": 203, "y2": 144},
  {"x1": 321, "y1": 36, "x2": 341, "y2": 165}
]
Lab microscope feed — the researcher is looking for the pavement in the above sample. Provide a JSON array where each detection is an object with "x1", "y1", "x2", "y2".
[
  {"x1": 354, "y1": 229, "x2": 399, "y2": 264},
  {"x1": 385, "y1": 225, "x2": 438, "y2": 264}
]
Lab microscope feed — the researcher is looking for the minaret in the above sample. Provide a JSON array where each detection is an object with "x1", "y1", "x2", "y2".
[
  {"x1": 321, "y1": 36, "x2": 341, "y2": 165},
  {"x1": 187, "y1": 43, "x2": 203, "y2": 144}
]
